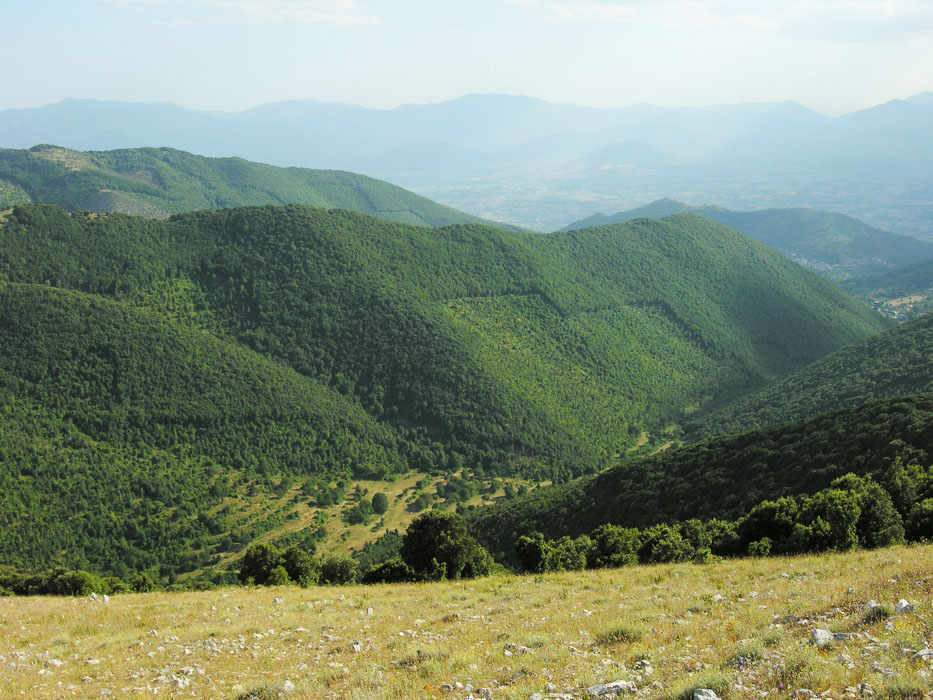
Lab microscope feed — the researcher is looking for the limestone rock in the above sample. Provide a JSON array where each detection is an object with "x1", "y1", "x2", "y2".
[
  {"x1": 693, "y1": 690, "x2": 721, "y2": 700},
  {"x1": 587, "y1": 680, "x2": 637, "y2": 696},
  {"x1": 811, "y1": 629, "x2": 835, "y2": 648}
]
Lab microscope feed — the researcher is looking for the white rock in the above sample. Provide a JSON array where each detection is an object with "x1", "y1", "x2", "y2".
[
  {"x1": 587, "y1": 680, "x2": 637, "y2": 696},
  {"x1": 102, "y1": 594, "x2": 109, "y2": 604},
  {"x1": 810, "y1": 629, "x2": 835, "y2": 648},
  {"x1": 283, "y1": 680, "x2": 296, "y2": 693},
  {"x1": 694, "y1": 690, "x2": 721, "y2": 700},
  {"x1": 913, "y1": 648, "x2": 933, "y2": 660},
  {"x1": 171, "y1": 675, "x2": 190, "y2": 689},
  {"x1": 273, "y1": 597, "x2": 284, "y2": 604},
  {"x1": 895, "y1": 599, "x2": 913, "y2": 615},
  {"x1": 846, "y1": 587, "x2": 856, "y2": 595},
  {"x1": 352, "y1": 641, "x2": 362, "y2": 653},
  {"x1": 48, "y1": 659, "x2": 64, "y2": 667}
]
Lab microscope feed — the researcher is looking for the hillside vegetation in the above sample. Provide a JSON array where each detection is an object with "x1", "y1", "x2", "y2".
[
  {"x1": 0, "y1": 145, "x2": 508, "y2": 228},
  {"x1": 467, "y1": 394, "x2": 933, "y2": 561},
  {"x1": 0, "y1": 283, "x2": 409, "y2": 576},
  {"x1": 0, "y1": 203, "x2": 890, "y2": 575},
  {"x1": 563, "y1": 199, "x2": 933, "y2": 280},
  {"x1": 688, "y1": 312, "x2": 933, "y2": 438}
]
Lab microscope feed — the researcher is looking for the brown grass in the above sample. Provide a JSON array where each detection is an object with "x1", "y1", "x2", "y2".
[{"x1": 2, "y1": 545, "x2": 932, "y2": 699}]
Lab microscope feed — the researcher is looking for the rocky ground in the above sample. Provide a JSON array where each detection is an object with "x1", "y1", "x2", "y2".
[{"x1": 1, "y1": 545, "x2": 932, "y2": 699}]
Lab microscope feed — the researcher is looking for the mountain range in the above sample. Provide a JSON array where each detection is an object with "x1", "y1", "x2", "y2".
[{"x1": 2, "y1": 93, "x2": 933, "y2": 232}]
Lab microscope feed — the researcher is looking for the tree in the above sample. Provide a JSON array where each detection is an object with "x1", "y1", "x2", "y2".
[
  {"x1": 372, "y1": 492, "x2": 389, "y2": 515},
  {"x1": 320, "y1": 555, "x2": 357, "y2": 585},
  {"x1": 361, "y1": 558, "x2": 412, "y2": 584},
  {"x1": 239, "y1": 543, "x2": 282, "y2": 585},
  {"x1": 401, "y1": 510, "x2": 491, "y2": 581},
  {"x1": 283, "y1": 546, "x2": 319, "y2": 587}
]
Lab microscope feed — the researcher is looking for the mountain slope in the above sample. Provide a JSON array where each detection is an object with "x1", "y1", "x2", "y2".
[
  {"x1": 0, "y1": 205, "x2": 889, "y2": 487},
  {"x1": 686, "y1": 311, "x2": 933, "y2": 439},
  {"x1": 0, "y1": 145, "x2": 510, "y2": 228},
  {"x1": 468, "y1": 394, "x2": 933, "y2": 560},
  {"x1": 562, "y1": 200, "x2": 933, "y2": 279},
  {"x1": 0, "y1": 283, "x2": 407, "y2": 574}
]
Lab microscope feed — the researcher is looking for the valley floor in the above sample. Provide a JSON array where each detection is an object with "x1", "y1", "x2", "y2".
[{"x1": 2, "y1": 546, "x2": 933, "y2": 700}]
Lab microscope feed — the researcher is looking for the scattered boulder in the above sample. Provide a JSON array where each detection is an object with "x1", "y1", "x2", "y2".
[
  {"x1": 895, "y1": 599, "x2": 913, "y2": 615},
  {"x1": 811, "y1": 629, "x2": 835, "y2": 648},
  {"x1": 693, "y1": 690, "x2": 721, "y2": 700},
  {"x1": 587, "y1": 680, "x2": 637, "y2": 696}
]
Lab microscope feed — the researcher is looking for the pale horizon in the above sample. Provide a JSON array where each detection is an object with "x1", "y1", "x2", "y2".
[{"x1": 3, "y1": 0, "x2": 932, "y2": 118}]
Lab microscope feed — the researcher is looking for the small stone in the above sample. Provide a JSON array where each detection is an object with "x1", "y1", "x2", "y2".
[
  {"x1": 441, "y1": 684, "x2": 454, "y2": 692},
  {"x1": 811, "y1": 629, "x2": 835, "y2": 648},
  {"x1": 895, "y1": 599, "x2": 913, "y2": 615},
  {"x1": 477, "y1": 688, "x2": 493, "y2": 699},
  {"x1": 527, "y1": 695, "x2": 543, "y2": 700},
  {"x1": 587, "y1": 680, "x2": 637, "y2": 696},
  {"x1": 694, "y1": 690, "x2": 721, "y2": 700},
  {"x1": 913, "y1": 648, "x2": 933, "y2": 660},
  {"x1": 273, "y1": 597, "x2": 284, "y2": 604},
  {"x1": 846, "y1": 587, "x2": 856, "y2": 595},
  {"x1": 352, "y1": 641, "x2": 362, "y2": 653},
  {"x1": 283, "y1": 680, "x2": 296, "y2": 693}
]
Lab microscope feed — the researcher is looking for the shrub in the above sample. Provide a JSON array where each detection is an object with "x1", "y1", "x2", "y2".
[
  {"x1": 320, "y1": 555, "x2": 357, "y2": 585},
  {"x1": 596, "y1": 623, "x2": 644, "y2": 646}
]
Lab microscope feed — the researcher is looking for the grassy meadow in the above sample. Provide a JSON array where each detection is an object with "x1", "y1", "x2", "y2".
[{"x1": 3, "y1": 545, "x2": 933, "y2": 699}]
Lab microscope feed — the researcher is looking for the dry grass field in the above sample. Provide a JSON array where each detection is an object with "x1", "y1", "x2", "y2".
[{"x1": 2, "y1": 545, "x2": 932, "y2": 700}]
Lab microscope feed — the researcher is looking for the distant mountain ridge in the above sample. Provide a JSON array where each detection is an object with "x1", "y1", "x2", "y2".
[
  {"x1": 562, "y1": 199, "x2": 933, "y2": 280},
  {"x1": 0, "y1": 144, "x2": 513, "y2": 228},
  {"x1": 1, "y1": 93, "x2": 932, "y2": 231}
]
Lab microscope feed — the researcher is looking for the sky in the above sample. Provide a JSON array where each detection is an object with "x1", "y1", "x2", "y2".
[{"x1": 2, "y1": 0, "x2": 932, "y2": 115}]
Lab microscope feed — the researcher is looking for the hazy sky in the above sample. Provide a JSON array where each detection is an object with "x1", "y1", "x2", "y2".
[{"x1": 3, "y1": 0, "x2": 932, "y2": 115}]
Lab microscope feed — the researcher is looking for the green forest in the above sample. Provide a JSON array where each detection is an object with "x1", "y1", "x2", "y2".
[
  {"x1": 0, "y1": 200, "x2": 914, "y2": 581},
  {"x1": 467, "y1": 394, "x2": 933, "y2": 563},
  {"x1": 689, "y1": 312, "x2": 933, "y2": 438}
]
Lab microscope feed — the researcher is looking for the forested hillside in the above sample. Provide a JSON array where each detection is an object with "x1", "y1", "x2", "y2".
[
  {"x1": 0, "y1": 283, "x2": 408, "y2": 575},
  {"x1": 562, "y1": 200, "x2": 933, "y2": 280},
  {"x1": 468, "y1": 394, "x2": 933, "y2": 562},
  {"x1": 687, "y1": 311, "x2": 933, "y2": 438},
  {"x1": 0, "y1": 203, "x2": 892, "y2": 575},
  {"x1": 0, "y1": 145, "x2": 507, "y2": 228}
]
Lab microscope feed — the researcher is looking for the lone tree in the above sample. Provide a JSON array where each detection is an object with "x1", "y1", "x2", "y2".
[
  {"x1": 372, "y1": 492, "x2": 389, "y2": 515},
  {"x1": 400, "y1": 510, "x2": 491, "y2": 581}
]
